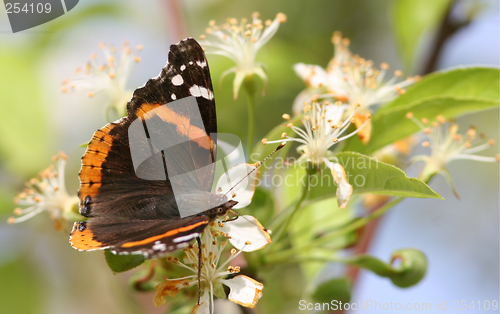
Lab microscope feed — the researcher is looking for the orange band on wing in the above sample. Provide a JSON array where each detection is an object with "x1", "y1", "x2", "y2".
[
  {"x1": 79, "y1": 124, "x2": 118, "y2": 201},
  {"x1": 121, "y1": 220, "x2": 207, "y2": 248},
  {"x1": 70, "y1": 224, "x2": 106, "y2": 251},
  {"x1": 136, "y1": 103, "x2": 163, "y2": 118},
  {"x1": 139, "y1": 103, "x2": 211, "y2": 150}
]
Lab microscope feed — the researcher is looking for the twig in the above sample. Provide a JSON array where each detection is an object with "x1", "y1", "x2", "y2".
[{"x1": 422, "y1": 1, "x2": 470, "y2": 75}]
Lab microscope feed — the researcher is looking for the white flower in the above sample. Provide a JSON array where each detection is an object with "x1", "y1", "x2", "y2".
[
  {"x1": 215, "y1": 163, "x2": 259, "y2": 209},
  {"x1": 62, "y1": 41, "x2": 142, "y2": 117},
  {"x1": 407, "y1": 112, "x2": 499, "y2": 195},
  {"x1": 214, "y1": 162, "x2": 271, "y2": 251},
  {"x1": 154, "y1": 222, "x2": 267, "y2": 313},
  {"x1": 293, "y1": 31, "x2": 419, "y2": 143},
  {"x1": 199, "y1": 12, "x2": 286, "y2": 99},
  {"x1": 263, "y1": 99, "x2": 370, "y2": 208},
  {"x1": 8, "y1": 152, "x2": 79, "y2": 230}
]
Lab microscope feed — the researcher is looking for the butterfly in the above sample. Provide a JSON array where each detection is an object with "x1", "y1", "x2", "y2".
[{"x1": 69, "y1": 38, "x2": 241, "y2": 258}]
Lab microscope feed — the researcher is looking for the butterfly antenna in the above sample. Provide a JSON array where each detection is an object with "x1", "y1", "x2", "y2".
[
  {"x1": 223, "y1": 142, "x2": 286, "y2": 198},
  {"x1": 225, "y1": 209, "x2": 273, "y2": 235}
]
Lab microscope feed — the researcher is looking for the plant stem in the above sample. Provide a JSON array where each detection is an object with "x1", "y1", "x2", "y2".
[
  {"x1": 317, "y1": 197, "x2": 403, "y2": 246},
  {"x1": 266, "y1": 197, "x2": 404, "y2": 264},
  {"x1": 243, "y1": 75, "x2": 257, "y2": 157},
  {"x1": 422, "y1": 0, "x2": 470, "y2": 75},
  {"x1": 273, "y1": 176, "x2": 310, "y2": 243},
  {"x1": 246, "y1": 91, "x2": 255, "y2": 157},
  {"x1": 270, "y1": 255, "x2": 344, "y2": 266}
]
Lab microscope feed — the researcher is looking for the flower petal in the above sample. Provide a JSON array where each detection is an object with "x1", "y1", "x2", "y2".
[
  {"x1": 216, "y1": 163, "x2": 259, "y2": 209},
  {"x1": 154, "y1": 278, "x2": 192, "y2": 306},
  {"x1": 220, "y1": 275, "x2": 263, "y2": 308},
  {"x1": 353, "y1": 112, "x2": 372, "y2": 144},
  {"x1": 328, "y1": 162, "x2": 353, "y2": 209},
  {"x1": 293, "y1": 63, "x2": 328, "y2": 88},
  {"x1": 191, "y1": 289, "x2": 211, "y2": 314},
  {"x1": 392, "y1": 137, "x2": 415, "y2": 155},
  {"x1": 292, "y1": 88, "x2": 324, "y2": 116},
  {"x1": 232, "y1": 71, "x2": 246, "y2": 100},
  {"x1": 219, "y1": 215, "x2": 271, "y2": 252}
]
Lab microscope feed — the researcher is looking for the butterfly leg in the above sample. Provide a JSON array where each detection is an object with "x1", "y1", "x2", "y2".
[{"x1": 196, "y1": 236, "x2": 202, "y2": 305}]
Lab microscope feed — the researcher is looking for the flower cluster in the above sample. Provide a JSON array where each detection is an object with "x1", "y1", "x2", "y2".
[
  {"x1": 199, "y1": 12, "x2": 287, "y2": 99},
  {"x1": 154, "y1": 161, "x2": 270, "y2": 313},
  {"x1": 62, "y1": 41, "x2": 142, "y2": 117},
  {"x1": 155, "y1": 216, "x2": 270, "y2": 314},
  {"x1": 407, "y1": 112, "x2": 499, "y2": 194},
  {"x1": 8, "y1": 152, "x2": 79, "y2": 230},
  {"x1": 293, "y1": 31, "x2": 419, "y2": 143}
]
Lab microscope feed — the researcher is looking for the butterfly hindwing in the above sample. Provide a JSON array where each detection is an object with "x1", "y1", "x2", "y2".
[{"x1": 70, "y1": 215, "x2": 210, "y2": 258}]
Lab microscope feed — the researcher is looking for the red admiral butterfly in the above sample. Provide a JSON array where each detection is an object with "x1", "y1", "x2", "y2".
[{"x1": 69, "y1": 38, "x2": 240, "y2": 258}]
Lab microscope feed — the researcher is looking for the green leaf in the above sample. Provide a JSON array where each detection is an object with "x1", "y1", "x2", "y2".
[
  {"x1": 307, "y1": 152, "x2": 442, "y2": 202},
  {"x1": 392, "y1": 0, "x2": 453, "y2": 70},
  {"x1": 343, "y1": 68, "x2": 500, "y2": 155},
  {"x1": 346, "y1": 249, "x2": 427, "y2": 288},
  {"x1": 105, "y1": 249, "x2": 145, "y2": 273},
  {"x1": 290, "y1": 197, "x2": 355, "y2": 279},
  {"x1": 212, "y1": 280, "x2": 226, "y2": 299},
  {"x1": 382, "y1": 67, "x2": 500, "y2": 112},
  {"x1": 312, "y1": 277, "x2": 351, "y2": 305}
]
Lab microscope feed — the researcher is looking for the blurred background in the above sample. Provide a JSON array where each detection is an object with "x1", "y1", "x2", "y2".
[{"x1": 0, "y1": 0, "x2": 498, "y2": 313}]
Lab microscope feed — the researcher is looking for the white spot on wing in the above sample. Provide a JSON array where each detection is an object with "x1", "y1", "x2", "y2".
[
  {"x1": 171, "y1": 74, "x2": 184, "y2": 86},
  {"x1": 189, "y1": 61, "x2": 194, "y2": 65},
  {"x1": 180, "y1": 65, "x2": 186, "y2": 71},
  {"x1": 196, "y1": 60, "x2": 207, "y2": 68},
  {"x1": 173, "y1": 233, "x2": 199, "y2": 243},
  {"x1": 189, "y1": 85, "x2": 214, "y2": 100},
  {"x1": 171, "y1": 93, "x2": 176, "y2": 100},
  {"x1": 152, "y1": 241, "x2": 167, "y2": 251}
]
